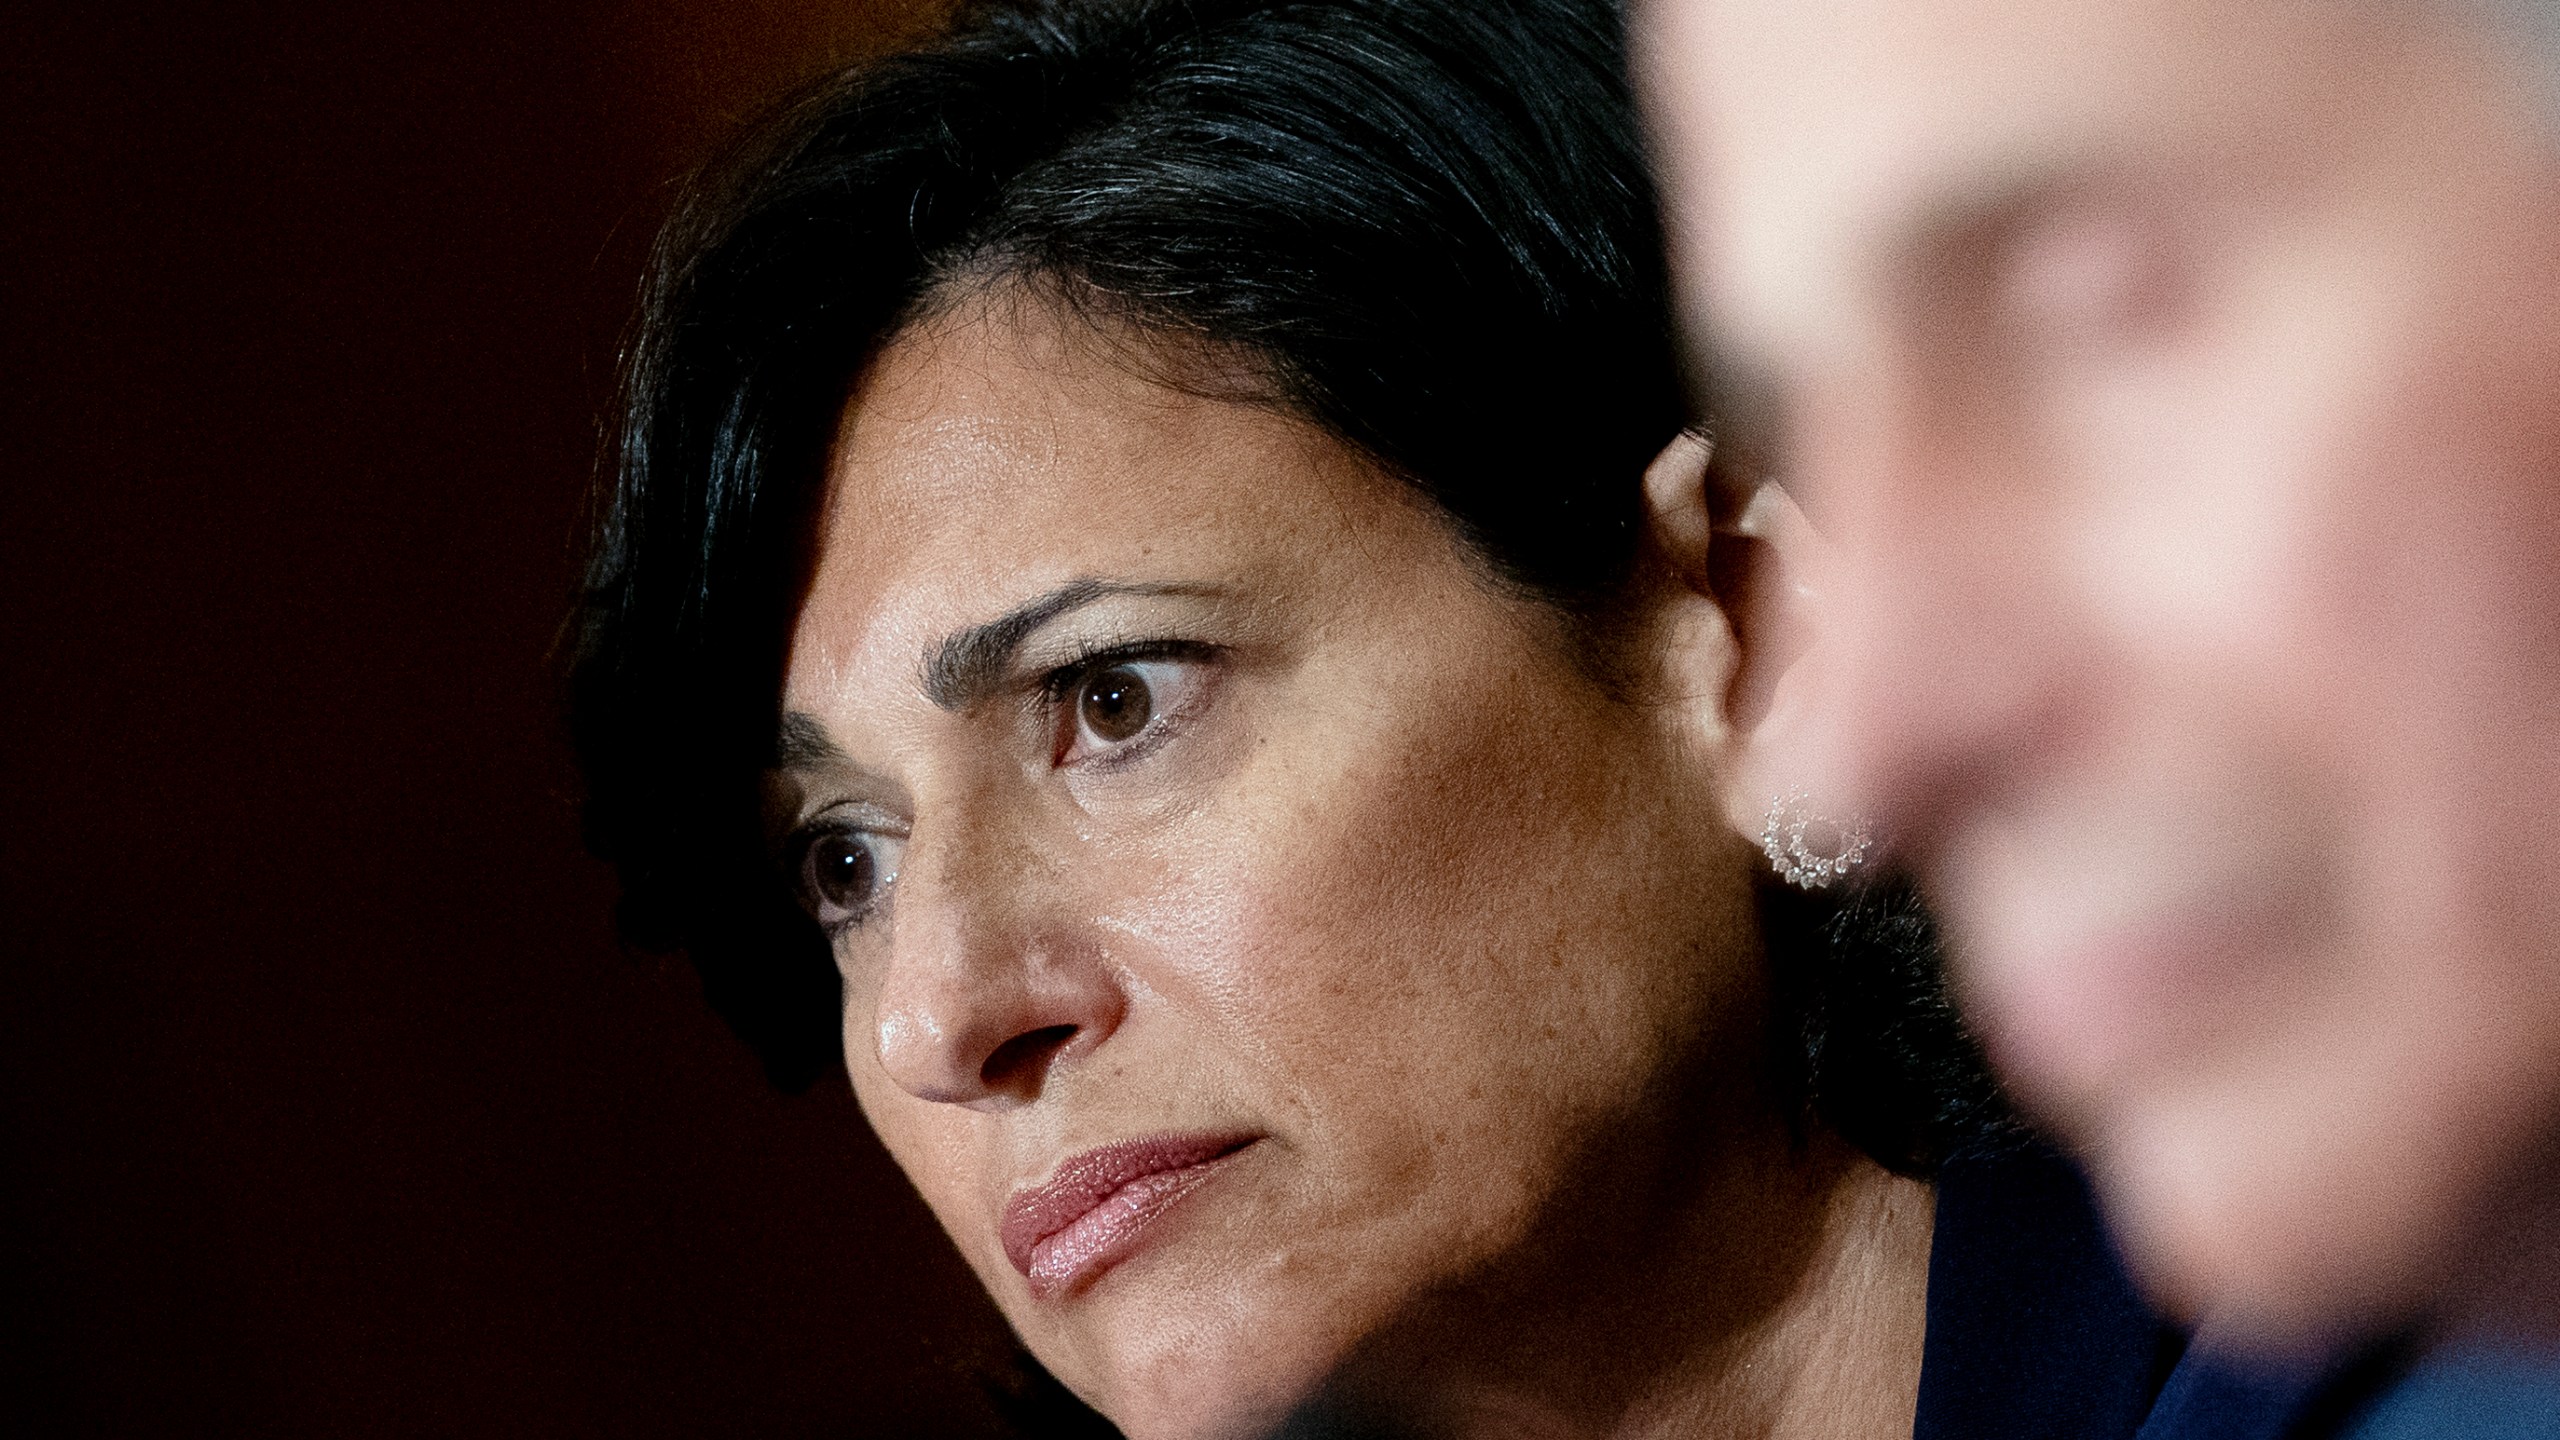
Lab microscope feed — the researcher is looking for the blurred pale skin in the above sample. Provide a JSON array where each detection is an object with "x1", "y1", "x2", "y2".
[
  {"x1": 765, "y1": 289, "x2": 1932, "y2": 1439},
  {"x1": 1638, "y1": 0, "x2": 2560, "y2": 1349}
]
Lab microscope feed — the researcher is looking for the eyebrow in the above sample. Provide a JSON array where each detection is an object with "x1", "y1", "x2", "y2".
[
  {"x1": 771, "y1": 580, "x2": 1220, "y2": 770},
  {"x1": 774, "y1": 709, "x2": 848, "y2": 769},
  {"x1": 923, "y1": 578, "x2": 1213, "y2": 713}
]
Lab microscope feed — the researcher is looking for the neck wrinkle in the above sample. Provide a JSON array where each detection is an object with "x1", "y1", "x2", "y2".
[{"x1": 1630, "y1": 1151, "x2": 1934, "y2": 1440}]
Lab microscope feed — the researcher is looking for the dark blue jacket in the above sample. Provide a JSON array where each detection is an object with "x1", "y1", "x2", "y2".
[{"x1": 1920, "y1": 1144, "x2": 2388, "y2": 1440}]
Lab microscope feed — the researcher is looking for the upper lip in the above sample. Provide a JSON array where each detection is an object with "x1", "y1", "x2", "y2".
[{"x1": 999, "y1": 1132, "x2": 1257, "y2": 1278}]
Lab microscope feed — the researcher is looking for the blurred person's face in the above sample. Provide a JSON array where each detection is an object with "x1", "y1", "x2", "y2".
[
  {"x1": 768, "y1": 292, "x2": 1777, "y2": 1437},
  {"x1": 1642, "y1": 0, "x2": 2560, "y2": 1343}
]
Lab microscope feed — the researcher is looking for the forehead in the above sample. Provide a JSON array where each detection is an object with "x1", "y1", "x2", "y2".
[
  {"x1": 1661, "y1": 0, "x2": 2419, "y2": 354},
  {"x1": 785, "y1": 293, "x2": 1427, "y2": 700}
]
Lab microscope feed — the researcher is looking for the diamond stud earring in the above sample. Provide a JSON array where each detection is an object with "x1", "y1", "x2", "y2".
[{"x1": 1761, "y1": 788, "x2": 1871, "y2": 890}]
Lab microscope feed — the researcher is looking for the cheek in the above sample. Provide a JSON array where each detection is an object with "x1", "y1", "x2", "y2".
[
  {"x1": 843, "y1": 1052, "x2": 951, "y2": 1198},
  {"x1": 1122, "y1": 660, "x2": 1741, "y2": 1226},
  {"x1": 838, "y1": 1011, "x2": 1016, "y2": 1287},
  {"x1": 2255, "y1": 242, "x2": 2560, "y2": 907},
  {"x1": 2056, "y1": 197, "x2": 2560, "y2": 817},
  {"x1": 2074, "y1": 227, "x2": 2560, "y2": 1325}
]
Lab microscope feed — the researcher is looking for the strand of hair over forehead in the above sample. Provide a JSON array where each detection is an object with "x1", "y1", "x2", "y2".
[
  {"x1": 597, "y1": 0, "x2": 1661, "y2": 640},
  {"x1": 943, "y1": 0, "x2": 1648, "y2": 321}
]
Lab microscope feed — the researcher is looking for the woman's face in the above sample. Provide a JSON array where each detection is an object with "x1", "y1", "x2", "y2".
[{"x1": 770, "y1": 293, "x2": 1760, "y2": 1438}]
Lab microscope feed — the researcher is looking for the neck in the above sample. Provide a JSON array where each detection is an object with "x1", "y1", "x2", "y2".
[{"x1": 1311, "y1": 1125, "x2": 1936, "y2": 1440}]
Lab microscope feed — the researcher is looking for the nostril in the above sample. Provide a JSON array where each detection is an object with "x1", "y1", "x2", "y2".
[{"x1": 980, "y1": 1023, "x2": 1078, "y2": 1095}]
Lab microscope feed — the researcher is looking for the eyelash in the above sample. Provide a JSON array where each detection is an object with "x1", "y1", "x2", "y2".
[
  {"x1": 1036, "y1": 637, "x2": 1221, "y2": 770},
  {"x1": 784, "y1": 819, "x2": 907, "y2": 939},
  {"x1": 780, "y1": 639, "x2": 1220, "y2": 937}
]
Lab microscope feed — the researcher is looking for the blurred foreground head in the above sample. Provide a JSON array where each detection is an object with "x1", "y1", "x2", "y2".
[{"x1": 1640, "y1": 0, "x2": 2560, "y2": 1349}]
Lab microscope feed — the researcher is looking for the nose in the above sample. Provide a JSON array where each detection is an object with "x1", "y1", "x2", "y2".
[
  {"x1": 866, "y1": 811, "x2": 1127, "y2": 1111},
  {"x1": 1788, "y1": 377, "x2": 2086, "y2": 842}
]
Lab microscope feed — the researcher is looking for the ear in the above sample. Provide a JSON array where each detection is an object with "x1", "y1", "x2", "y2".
[{"x1": 1639, "y1": 430, "x2": 1838, "y2": 843}]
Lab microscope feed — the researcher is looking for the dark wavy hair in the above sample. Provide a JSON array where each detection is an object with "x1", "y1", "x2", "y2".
[{"x1": 568, "y1": 0, "x2": 2010, "y2": 1176}]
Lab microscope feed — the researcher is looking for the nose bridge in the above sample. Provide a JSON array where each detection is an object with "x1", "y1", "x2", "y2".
[
  {"x1": 867, "y1": 778, "x2": 1122, "y2": 1109},
  {"x1": 900, "y1": 770, "x2": 1044, "y2": 964}
]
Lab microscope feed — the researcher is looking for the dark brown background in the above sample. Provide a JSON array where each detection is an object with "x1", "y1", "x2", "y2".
[{"x1": 0, "y1": 2, "x2": 1054, "y2": 1434}]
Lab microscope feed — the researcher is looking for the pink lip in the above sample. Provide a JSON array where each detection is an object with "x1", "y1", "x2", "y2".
[{"x1": 999, "y1": 1133, "x2": 1257, "y2": 1301}]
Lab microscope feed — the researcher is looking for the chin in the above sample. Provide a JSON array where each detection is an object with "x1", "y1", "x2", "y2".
[
  {"x1": 1083, "y1": 1340, "x2": 1317, "y2": 1440},
  {"x1": 1023, "y1": 1267, "x2": 1355, "y2": 1440},
  {"x1": 2094, "y1": 1056, "x2": 2475, "y2": 1353},
  {"x1": 1107, "y1": 1393, "x2": 1291, "y2": 1440}
]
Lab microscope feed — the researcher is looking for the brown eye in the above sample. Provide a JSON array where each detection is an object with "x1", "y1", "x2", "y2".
[
  {"x1": 801, "y1": 829, "x2": 902, "y2": 928},
  {"x1": 1050, "y1": 652, "x2": 1215, "y2": 767},
  {"x1": 810, "y1": 833, "x2": 873, "y2": 908},
  {"x1": 1078, "y1": 665, "x2": 1154, "y2": 744}
]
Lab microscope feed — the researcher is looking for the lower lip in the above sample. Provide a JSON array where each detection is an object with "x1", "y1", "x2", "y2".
[{"x1": 1023, "y1": 1144, "x2": 1253, "y2": 1301}]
